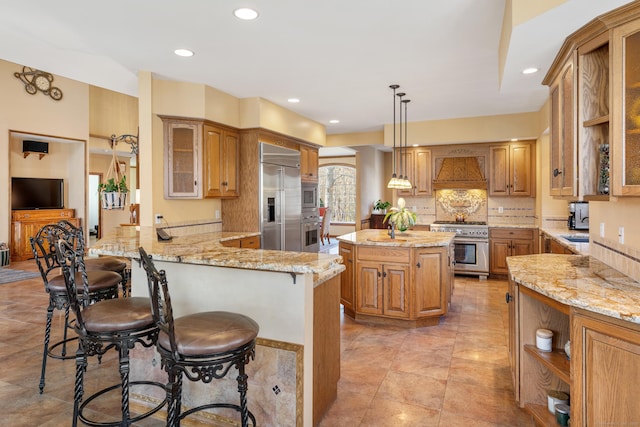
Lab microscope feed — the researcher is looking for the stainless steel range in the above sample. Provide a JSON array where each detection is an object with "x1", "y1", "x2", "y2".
[{"x1": 430, "y1": 221, "x2": 489, "y2": 277}]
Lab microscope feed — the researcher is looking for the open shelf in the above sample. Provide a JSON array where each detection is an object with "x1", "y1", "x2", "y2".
[
  {"x1": 526, "y1": 403, "x2": 557, "y2": 427},
  {"x1": 583, "y1": 114, "x2": 609, "y2": 127},
  {"x1": 583, "y1": 194, "x2": 609, "y2": 201},
  {"x1": 524, "y1": 344, "x2": 571, "y2": 384}
]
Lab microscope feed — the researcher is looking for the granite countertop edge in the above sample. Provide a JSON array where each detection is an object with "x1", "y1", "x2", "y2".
[
  {"x1": 507, "y1": 254, "x2": 640, "y2": 324},
  {"x1": 89, "y1": 226, "x2": 343, "y2": 277}
]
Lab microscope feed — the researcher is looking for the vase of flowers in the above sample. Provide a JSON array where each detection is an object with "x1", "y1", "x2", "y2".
[{"x1": 383, "y1": 198, "x2": 416, "y2": 232}]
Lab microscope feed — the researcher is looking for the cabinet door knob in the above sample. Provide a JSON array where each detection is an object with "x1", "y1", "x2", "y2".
[
  {"x1": 383, "y1": 271, "x2": 387, "y2": 278},
  {"x1": 416, "y1": 262, "x2": 421, "y2": 268},
  {"x1": 505, "y1": 292, "x2": 513, "y2": 303},
  {"x1": 553, "y1": 168, "x2": 562, "y2": 177},
  {"x1": 377, "y1": 271, "x2": 381, "y2": 278}
]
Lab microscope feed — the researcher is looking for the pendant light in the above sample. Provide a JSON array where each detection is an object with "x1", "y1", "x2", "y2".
[
  {"x1": 396, "y1": 92, "x2": 406, "y2": 189},
  {"x1": 401, "y1": 98, "x2": 412, "y2": 189},
  {"x1": 387, "y1": 84, "x2": 401, "y2": 189}
]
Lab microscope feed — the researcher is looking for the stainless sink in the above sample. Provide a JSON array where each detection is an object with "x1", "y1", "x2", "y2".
[{"x1": 560, "y1": 235, "x2": 589, "y2": 243}]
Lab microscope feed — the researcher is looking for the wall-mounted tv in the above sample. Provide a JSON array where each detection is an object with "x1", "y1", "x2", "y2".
[{"x1": 11, "y1": 177, "x2": 64, "y2": 210}]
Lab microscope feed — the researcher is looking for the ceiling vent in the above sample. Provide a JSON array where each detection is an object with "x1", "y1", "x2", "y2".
[{"x1": 432, "y1": 157, "x2": 487, "y2": 190}]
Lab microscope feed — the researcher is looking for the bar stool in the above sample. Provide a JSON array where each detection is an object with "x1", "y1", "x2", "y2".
[
  {"x1": 57, "y1": 220, "x2": 129, "y2": 296},
  {"x1": 138, "y1": 247, "x2": 259, "y2": 427},
  {"x1": 30, "y1": 223, "x2": 122, "y2": 394},
  {"x1": 56, "y1": 238, "x2": 166, "y2": 427}
]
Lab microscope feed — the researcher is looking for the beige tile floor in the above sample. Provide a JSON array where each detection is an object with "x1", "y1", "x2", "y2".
[{"x1": 0, "y1": 260, "x2": 532, "y2": 426}]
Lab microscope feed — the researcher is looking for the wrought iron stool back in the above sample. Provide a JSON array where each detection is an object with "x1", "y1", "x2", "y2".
[
  {"x1": 56, "y1": 238, "x2": 165, "y2": 427},
  {"x1": 30, "y1": 223, "x2": 120, "y2": 394},
  {"x1": 138, "y1": 246, "x2": 259, "y2": 427}
]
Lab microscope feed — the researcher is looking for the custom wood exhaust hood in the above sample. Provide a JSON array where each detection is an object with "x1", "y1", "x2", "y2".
[{"x1": 432, "y1": 157, "x2": 487, "y2": 189}]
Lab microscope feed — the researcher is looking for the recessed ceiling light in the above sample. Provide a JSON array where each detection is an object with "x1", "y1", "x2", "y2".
[
  {"x1": 522, "y1": 67, "x2": 538, "y2": 75},
  {"x1": 511, "y1": 138, "x2": 518, "y2": 141},
  {"x1": 412, "y1": 144, "x2": 419, "y2": 147},
  {"x1": 329, "y1": 120, "x2": 340, "y2": 124},
  {"x1": 174, "y1": 49, "x2": 194, "y2": 57},
  {"x1": 287, "y1": 98, "x2": 300, "y2": 103},
  {"x1": 234, "y1": 8, "x2": 259, "y2": 20}
]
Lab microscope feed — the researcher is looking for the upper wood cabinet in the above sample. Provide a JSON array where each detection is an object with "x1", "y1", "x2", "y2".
[
  {"x1": 612, "y1": 19, "x2": 640, "y2": 196},
  {"x1": 547, "y1": 57, "x2": 577, "y2": 197},
  {"x1": 162, "y1": 118, "x2": 203, "y2": 199},
  {"x1": 489, "y1": 142, "x2": 535, "y2": 197},
  {"x1": 160, "y1": 116, "x2": 240, "y2": 199},
  {"x1": 203, "y1": 124, "x2": 239, "y2": 198},
  {"x1": 544, "y1": 2, "x2": 640, "y2": 198},
  {"x1": 396, "y1": 147, "x2": 432, "y2": 196},
  {"x1": 300, "y1": 145, "x2": 319, "y2": 183}
]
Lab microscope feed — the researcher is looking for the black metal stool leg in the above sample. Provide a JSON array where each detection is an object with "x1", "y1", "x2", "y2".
[
  {"x1": 237, "y1": 364, "x2": 250, "y2": 427},
  {"x1": 61, "y1": 305, "x2": 70, "y2": 357},
  {"x1": 166, "y1": 366, "x2": 181, "y2": 427},
  {"x1": 39, "y1": 302, "x2": 54, "y2": 394},
  {"x1": 118, "y1": 345, "x2": 131, "y2": 426},
  {"x1": 73, "y1": 347, "x2": 87, "y2": 427}
]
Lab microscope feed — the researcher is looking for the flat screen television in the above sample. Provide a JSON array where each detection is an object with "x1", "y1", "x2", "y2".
[{"x1": 11, "y1": 177, "x2": 64, "y2": 210}]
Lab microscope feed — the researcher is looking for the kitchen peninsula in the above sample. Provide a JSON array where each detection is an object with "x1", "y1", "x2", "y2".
[
  {"x1": 337, "y1": 229, "x2": 455, "y2": 327},
  {"x1": 90, "y1": 225, "x2": 344, "y2": 427},
  {"x1": 507, "y1": 254, "x2": 640, "y2": 426}
]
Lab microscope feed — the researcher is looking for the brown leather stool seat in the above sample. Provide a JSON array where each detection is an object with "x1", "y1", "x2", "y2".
[
  {"x1": 56, "y1": 240, "x2": 165, "y2": 427},
  {"x1": 139, "y1": 247, "x2": 259, "y2": 427},
  {"x1": 30, "y1": 223, "x2": 121, "y2": 394},
  {"x1": 158, "y1": 311, "x2": 259, "y2": 356},
  {"x1": 47, "y1": 270, "x2": 122, "y2": 293},
  {"x1": 84, "y1": 256, "x2": 126, "y2": 273}
]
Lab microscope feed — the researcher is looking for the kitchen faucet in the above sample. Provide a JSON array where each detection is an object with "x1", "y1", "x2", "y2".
[{"x1": 388, "y1": 222, "x2": 396, "y2": 239}]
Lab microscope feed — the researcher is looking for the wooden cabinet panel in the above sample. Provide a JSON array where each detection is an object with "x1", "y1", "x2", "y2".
[
  {"x1": 489, "y1": 142, "x2": 534, "y2": 197},
  {"x1": 414, "y1": 249, "x2": 446, "y2": 316},
  {"x1": 220, "y1": 236, "x2": 260, "y2": 249},
  {"x1": 356, "y1": 262, "x2": 383, "y2": 315},
  {"x1": 489, "y1": 228, "x2": 537, "y2": 276},
  {"x1": 396, "y1": 147, "x2": 432, "y2": 196},
  {"x1": 339, "y1": 242, "x2": 355, "y2": 316},
  {"x1": 572, "y1": 309, "x2": 640, "y2": 427},
  {"x1": 11, "y1": 209, "x2": 79, "y2": 261},
  {"x1": 204, "y1": 124, "x2": 240, "y2": 198},
  {"x1": 300, "y1": 145, "x2": 319, "y2": 183},
  {"x1": 383, "y1": 264, "x2": 409, "y2": 318},
  {"x1": 548, "y1": 58, "x2": 577, "y2": 197}
]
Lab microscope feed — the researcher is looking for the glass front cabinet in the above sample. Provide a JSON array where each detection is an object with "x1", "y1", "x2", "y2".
[{"x1": 613, "y1": 20, "x2": 640, "y2": 196}]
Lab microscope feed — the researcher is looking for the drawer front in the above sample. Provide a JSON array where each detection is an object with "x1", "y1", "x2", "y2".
[
  {"x1": 489, "y1": 228, "x2": 535, "y2": 240},
  {"x1": 241, "y1": 236, "x2": 260, "y2": 249},
  {"x1": 357, "y1": 246, "x2": 410, "y2": 263}
]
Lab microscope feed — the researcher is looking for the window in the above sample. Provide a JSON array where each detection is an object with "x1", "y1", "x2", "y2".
[{"x1": 318, "y1": 164, "x2": 356, "y2": 223}]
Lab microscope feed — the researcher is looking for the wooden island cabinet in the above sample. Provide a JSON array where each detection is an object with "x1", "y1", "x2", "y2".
[{"x1": 338, "y1": 229, "x2": 454, "y2": 328}]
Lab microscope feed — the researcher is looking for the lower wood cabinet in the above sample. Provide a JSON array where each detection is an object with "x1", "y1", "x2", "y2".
[
  {"x1": 340, "y1": 242, "x2": 452, "y2": 327},
  {"x1": 339, "y1": 242, "x2": 355, "y2": 317},
  {"x1": 490, "y1": 228, "x2": 537, "y2": 276},
  {"x1": 220, "y1": 235, "x2": 260, "y2": 249},
  {"x1": 572, "y1": 309, "x2": 640, "y2": 427},
  {"x1": 11, "y1": 209, "x2": 79, "y2": 261}
]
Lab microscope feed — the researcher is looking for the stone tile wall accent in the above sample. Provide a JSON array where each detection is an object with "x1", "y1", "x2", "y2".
[
  {"x1": 591, "y1": 236, "x2": 640, "y2": 282},
  {"x1": 487, "y1": 196, "x2": 535, "y2": 225},
  {"x1": 435, "y1": 189, "x2": 488, "y2": 223}
]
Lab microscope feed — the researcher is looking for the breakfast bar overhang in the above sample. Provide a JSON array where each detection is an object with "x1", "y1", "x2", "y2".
[{"x1": 90, "y1": 225, "x2": 345, "y2": 426}]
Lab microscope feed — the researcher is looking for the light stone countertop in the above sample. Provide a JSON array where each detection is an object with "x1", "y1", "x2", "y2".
[
  {"x1": 336, "y1": 229, "x2": 455, "y2": 247},
  {"x1": 507, "y1": 254, "x2": 640, "y2": 324},
  {"x1": 540, "y1": 227, "x2": 590, "y2": 255},
  {"x1": 89, "y1": 226, "x2": 344, "y2": 281}
]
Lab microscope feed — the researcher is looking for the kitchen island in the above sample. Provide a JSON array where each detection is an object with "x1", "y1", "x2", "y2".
[
  {"x1": 336, "y1": 229, "x2": 455, "y2": 327},
  {"x1": 90, "y1": 225, "x2": 344, "y2": 427},
  {"x1": 507, "y1": 254, "x2": 640, "y2": 426}
]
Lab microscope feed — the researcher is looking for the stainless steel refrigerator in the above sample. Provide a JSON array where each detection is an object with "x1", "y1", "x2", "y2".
[{"x1": 260, "y1": 143, "x2": 302, "y2": 251}]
